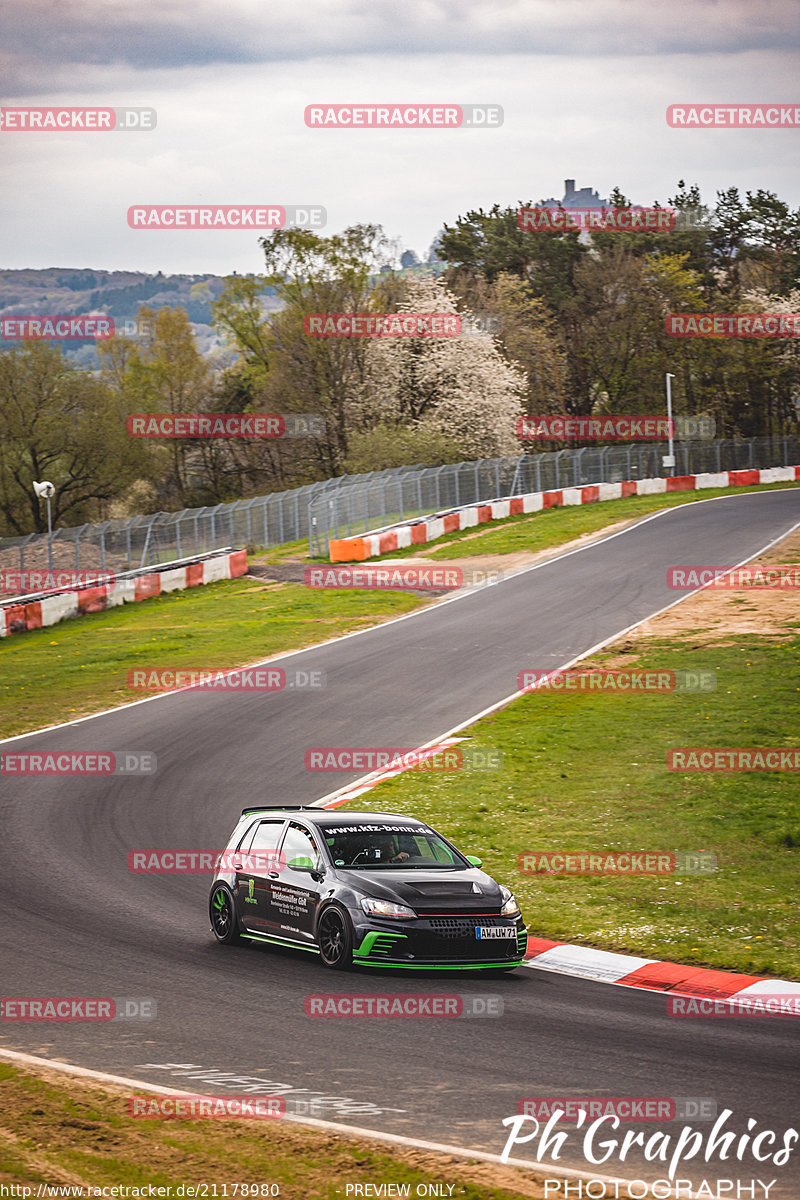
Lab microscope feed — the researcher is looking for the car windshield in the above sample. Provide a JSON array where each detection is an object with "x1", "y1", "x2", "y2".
[{"x1": 322, "y1": 824, "x2": 465, "y2": 869}]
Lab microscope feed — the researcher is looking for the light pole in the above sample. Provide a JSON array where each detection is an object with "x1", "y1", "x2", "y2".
[
  {"x1": 664, "y1": 373, "x2": 676, "y2": 477},
  {"x1": 33, "y1": 481, "x2": 55, "y2": 571}
]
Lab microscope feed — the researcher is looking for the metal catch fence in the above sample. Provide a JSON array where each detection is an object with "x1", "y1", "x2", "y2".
[{"x1": 1, "y1": 435, "x2": 797, "y2": 571}]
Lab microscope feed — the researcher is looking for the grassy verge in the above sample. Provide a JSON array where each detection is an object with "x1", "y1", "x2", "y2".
[
  {"x1": 0, "y1": 1062, "x2": 543, "y2": 1199},
  {"x1": 0, "y1": 579, "x2": 426, "y2": 739},
  {"x1": 358, "y1": 482, "x2": 800, "y2": 561},
  {"x1": 340, "y1": 630, "x2": 800, "y2": 979}
]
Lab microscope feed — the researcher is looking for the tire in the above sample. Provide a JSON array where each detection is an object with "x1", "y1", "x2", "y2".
[
  {"x1": 209, "y1": 883, "x2": 242, "y2": 944},
  {"x1": 317, "y1": 904, "x2": 353, "y2": 970}
]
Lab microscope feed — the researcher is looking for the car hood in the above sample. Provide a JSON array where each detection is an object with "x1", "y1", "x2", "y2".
[{"x1": 337, "y1": 867, "x2": 505, "y2": 911}]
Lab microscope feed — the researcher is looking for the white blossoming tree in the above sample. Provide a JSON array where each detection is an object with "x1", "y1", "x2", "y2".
[{"x1": 355, "y1": 275, "x2": 526, "y2": 461}]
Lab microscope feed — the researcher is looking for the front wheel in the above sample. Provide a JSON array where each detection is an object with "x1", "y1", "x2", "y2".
[
  {"x1": 209, "y1": 884, "x2": 242, "y2": 944},
  {"x1": 317, "y1": 905, "x2": 353, "y2": 970}
]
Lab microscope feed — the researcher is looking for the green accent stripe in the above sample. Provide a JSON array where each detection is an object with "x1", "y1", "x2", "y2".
[
  {"x1": 355, "y1": 959, "x2": 525, "y2": 970},
  {"x1": 241, "y1": 932, "x2": 320, "y2": 954},
  {"x1": 354, "y1": 931, "x2": 409, "y2": 959}
]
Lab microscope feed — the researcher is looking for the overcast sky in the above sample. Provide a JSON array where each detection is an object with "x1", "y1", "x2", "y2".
[{"x1": 1, "y1": 0, "x2": 799, "y2": 276}]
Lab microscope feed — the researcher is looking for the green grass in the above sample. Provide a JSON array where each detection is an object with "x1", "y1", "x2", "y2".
[
  {"x1": 340, "y1": 632, "x2": 800, "y2": 979},
  {"x1": 350, "y1": 482, "x2": 800, "y2": 561},
  {"x1": 0, "y1": 578, "x2": 426, "y2": 738},
  {"x1": 0, "y1": 1063, "x2": 537, "y2": 1199}
]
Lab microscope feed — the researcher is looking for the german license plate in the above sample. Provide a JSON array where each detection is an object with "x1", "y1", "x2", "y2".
[{"x1": 476, "y1": 926, "x2": 515, "y2": 939}]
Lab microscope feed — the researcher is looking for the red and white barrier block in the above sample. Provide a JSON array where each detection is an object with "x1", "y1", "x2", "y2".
[
  {"x1": 1, "y1": 549, "x2": 248, "y2": 638},
  {"x1": 524, "y1": 936, "x2": 800, "y2": 1001},
  {"x1": 328, "y1": 466, "x2": 800, "y2": 562}
]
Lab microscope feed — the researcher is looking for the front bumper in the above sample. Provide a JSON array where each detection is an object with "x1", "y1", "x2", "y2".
[{"x1": 352, "y1": 917, "x2": 527, "y2": 968}]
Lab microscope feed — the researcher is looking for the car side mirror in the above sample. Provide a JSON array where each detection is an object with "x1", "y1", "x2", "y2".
[
  {"x1": 466, "y1": 854, "x2": 483, "y2": 868},
  {"x1": 288, "y1": 855, "x2": 315, "y2": 872}
]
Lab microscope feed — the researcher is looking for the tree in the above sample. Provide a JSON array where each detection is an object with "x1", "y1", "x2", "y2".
[
  {"x1": 0, "y1": 342, "x2": 150, "y2": 536},
  {"x1": 355, "y1": 275, "x2": 526, "y2": 460},
  {"x1": 103, "y1": 305, "x2": 212, "y2": 506}
]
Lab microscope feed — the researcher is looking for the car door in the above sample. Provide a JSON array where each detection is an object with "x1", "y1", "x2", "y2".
[
  {"x1": 268, "y1": 821, "x2": 325, "y2": 945},
  {"x1": 234, "y1": 818, "x2": 286, "y2": 932}
]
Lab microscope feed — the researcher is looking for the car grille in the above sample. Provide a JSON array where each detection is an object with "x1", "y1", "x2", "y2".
[
  {"x1": 428, "y1": 916, "x2": 490, "y2": 939},
  {"x1": 417, "y1": 916, "x2": 520, "y2": 960}
]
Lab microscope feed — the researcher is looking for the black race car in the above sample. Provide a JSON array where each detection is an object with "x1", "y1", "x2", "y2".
[{"x1": 209, "y1": 806, "x2": 527, "y2": 971}]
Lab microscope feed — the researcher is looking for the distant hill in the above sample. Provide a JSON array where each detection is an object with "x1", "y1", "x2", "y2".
[
  {"x1": 0, "y1": 267, "x2": 281, "y2": 369},
  {"x1": 0, "y1": 260, "x2": 447, "y2": 370}
]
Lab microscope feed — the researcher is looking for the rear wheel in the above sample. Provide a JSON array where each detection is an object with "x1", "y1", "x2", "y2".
[
  {"x1": 209, "y1": 884, "x2": 242, "y2": 944},
  {"x1": 317, "y1": 905, "x2": 353, "y2": 970}
]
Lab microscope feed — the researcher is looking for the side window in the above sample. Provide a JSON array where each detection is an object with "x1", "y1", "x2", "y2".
[
  {"x1": 281, "y1": 823, "x2": 321, "y2": 870},
  {"x1": 247, "y1": 821, "x2": 286, "y2": 853},
  {"x1": 236, "y1": 821, "x2": 260, "y2": 851},
  {"x1": 430, "y1": 839, "x2": 457, "y2": 864}
]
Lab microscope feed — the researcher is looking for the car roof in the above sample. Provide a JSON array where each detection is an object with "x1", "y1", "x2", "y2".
[{"x1": 239, "y1": 806, "x2": 427, "y2": 828}]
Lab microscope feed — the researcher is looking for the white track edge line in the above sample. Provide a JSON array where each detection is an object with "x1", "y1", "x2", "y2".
[
  {"x1": 0, "y1": 1047, "x2": 694, "y2": 1196},
  {"x1": 310, "y1": 509, "x2": 800, "y2": 809},
  {"x1": 3, "y1": 486, "x2": 795, "y2": 748}
]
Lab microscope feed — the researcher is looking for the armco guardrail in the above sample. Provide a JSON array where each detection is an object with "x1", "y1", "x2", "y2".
[
  {"x1": 0, "y1": 548, "x2": 247, "y2": 638},
  {"x1": 328, "y1": 466, "x2": 800, "y2": 561}
]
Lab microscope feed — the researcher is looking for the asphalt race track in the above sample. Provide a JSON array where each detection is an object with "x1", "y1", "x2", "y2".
[{"x1": 2, "y1": 490, "x2": 800, "y2": 1193}]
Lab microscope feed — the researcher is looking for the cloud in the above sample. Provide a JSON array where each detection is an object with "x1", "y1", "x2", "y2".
[{"x1": 2, "y1": 0, "x2": 799, "y2": 95}]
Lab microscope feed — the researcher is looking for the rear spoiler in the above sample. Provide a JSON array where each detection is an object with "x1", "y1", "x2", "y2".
[{"x1": 240, "y1": 805, "x2": 316, "y2": 817}]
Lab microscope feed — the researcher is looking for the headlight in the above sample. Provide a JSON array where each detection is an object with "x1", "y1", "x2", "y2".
[
  {"x1": 361, "y1": 897, "x2": 416, "y2": 920},
  {"x1": 499, "y1": 885, "x2": 520, "y2": 917}
]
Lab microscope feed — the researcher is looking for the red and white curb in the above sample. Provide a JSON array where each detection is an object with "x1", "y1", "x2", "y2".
[
  {"x1": 329, "y1": 465, "x2": 800, "y2": 561},
  {"x1": 523, "y1": 936, "x2": 800, "y2": 999},
  {"x1": 316, "y1": 738, "x2": 467, "y2": 808},
  {"x1": 0, "y1": 548, "x2": 248, "y2": 638}
]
